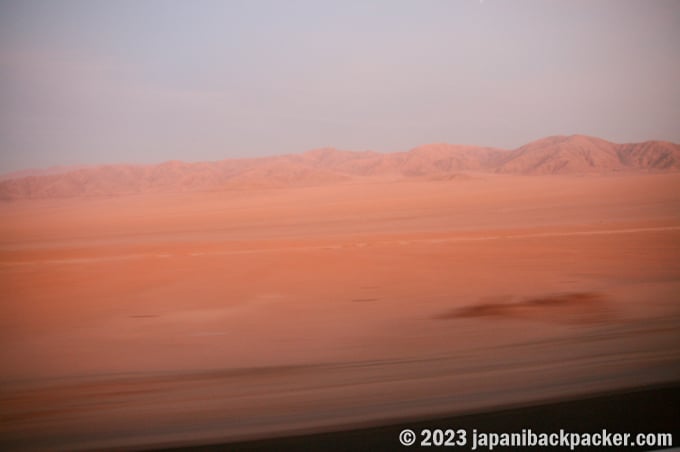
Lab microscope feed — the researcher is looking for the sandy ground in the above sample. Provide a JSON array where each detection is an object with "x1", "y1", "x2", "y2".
[{"x1": 1, "y1": 173, "x2": 679, "y2": 450}]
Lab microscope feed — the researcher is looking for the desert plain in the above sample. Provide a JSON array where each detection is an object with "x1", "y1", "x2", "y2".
[{"x1": 1, "y1": 156, "x2": 680, "y2": 449}]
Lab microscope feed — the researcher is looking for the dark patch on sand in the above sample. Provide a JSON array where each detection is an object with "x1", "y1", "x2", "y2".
[{"x1": 436, "y1": 292, "x2": 611, "y2": 324}]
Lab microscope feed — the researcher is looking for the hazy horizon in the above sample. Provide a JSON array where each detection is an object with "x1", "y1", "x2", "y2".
[{"x1": 1, "y1": 0, "x2": 679, "y2": 172}]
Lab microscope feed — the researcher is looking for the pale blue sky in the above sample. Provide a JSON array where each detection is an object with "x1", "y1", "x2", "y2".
[{"x1": 1, "y1": 0, "x2": 679, "y2": 171}]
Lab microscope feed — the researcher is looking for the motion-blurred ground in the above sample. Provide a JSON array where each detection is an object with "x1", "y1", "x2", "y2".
[{"x1": 1, "y1": 173, "x2": 679, "y2": 450}]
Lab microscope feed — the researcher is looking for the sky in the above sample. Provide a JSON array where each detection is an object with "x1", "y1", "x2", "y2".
[{"x1": 1, "y1": 0, "x2": 679, "y2": 172}]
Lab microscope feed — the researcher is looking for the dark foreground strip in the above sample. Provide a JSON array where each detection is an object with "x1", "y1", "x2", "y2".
[{"x1": 156, "y1": 382, "x2": 679, "y2": 452}]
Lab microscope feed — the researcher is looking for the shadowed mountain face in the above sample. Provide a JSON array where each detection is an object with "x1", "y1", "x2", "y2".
[{"x1": 2, "y1": 135, "x2": 679, "y2": 199}]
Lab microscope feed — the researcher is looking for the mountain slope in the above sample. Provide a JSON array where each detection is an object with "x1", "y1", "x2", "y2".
[
  {"x1": 617, "y1": 140, "x2": 680, "y2": 170},
  {"x1": 497, "y1": 135, "x2": 623, "y2": 174}
]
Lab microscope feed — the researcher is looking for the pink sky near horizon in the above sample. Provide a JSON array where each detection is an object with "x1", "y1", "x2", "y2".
[{"x1": 1, "y1": 0, "x2": 679, "y2": 172}]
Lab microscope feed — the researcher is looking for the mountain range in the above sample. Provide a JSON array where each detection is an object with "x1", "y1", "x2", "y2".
[{"x1": 1, "y1": 135, "x2": 679, "y2": 199}]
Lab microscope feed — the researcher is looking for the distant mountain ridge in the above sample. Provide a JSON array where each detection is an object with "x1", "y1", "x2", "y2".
[{"x1": 2, "y1": 135, "x2": 679, "y2": 199}]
